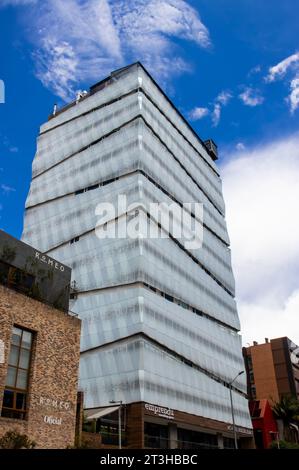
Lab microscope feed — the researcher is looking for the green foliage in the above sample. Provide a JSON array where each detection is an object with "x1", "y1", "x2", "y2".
[
  {"x1": 269, "y1": 440, "x2": 299, "y2": 449},
  {"x1": 272, "y1": 395, "x2": 299, "y2": 424},
  {"x1": 67, "y1": 438, "x2": 89, "y2": 449},
  {"x1": 272, "y1": 395, "x2": 299, "y2": 444},
  {"x1": 0, "y1": 430, "x2": 36, "y2": 449}
]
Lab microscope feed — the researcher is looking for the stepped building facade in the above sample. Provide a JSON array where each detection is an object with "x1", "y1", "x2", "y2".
[{"x1": 22, "y1": 63, "x2": 253, "y2": 448}]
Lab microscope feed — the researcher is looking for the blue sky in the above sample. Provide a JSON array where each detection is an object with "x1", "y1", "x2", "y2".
[{"x1": 0, "y1": 0, "x2": 299, "y2": 344}]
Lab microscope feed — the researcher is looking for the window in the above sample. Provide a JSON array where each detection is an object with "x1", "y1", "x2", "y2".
[
  {"x1": 177, "y1": 428, "x2": 218, "y2": 449},
  {"x1": 75, "y1": 189, "x2": 84, "y2": 195},
  {"x1": 247, "y1": 355, "x2": 253, "y2": 370},
  {"x1": 87, "y1": 184, "x2": 99, "y2": 191},
  {"x1": 75, "y1": 184, "x2": 99, "y2": 195},
  {"x1": 223, "y1": 437, "x2": 235, "y2": 449},
  {"x1": 144, "y1": 422, "x2": 169, "y2": 448},
  {"x1": 0, "y1": 261, "x2": 35, "y2": 295},
  {"x1": 164, "y1": 293, "x2": 174, "y2": 302},
  {"x1": 1, "y1": 326, "x2": 34, "y2": 420},
  {"x1": 0, "y1": 260, "x2": 10, "y2": 284},
  {"x1": 250, "y1": 400, "x2": 261, "y2": 418},
  {"x1": 251, "y1": 385, "x2": 257, "y2": 399},
  {"x1": 96, "y1": 408, "x2": 127, "y2": 446}
]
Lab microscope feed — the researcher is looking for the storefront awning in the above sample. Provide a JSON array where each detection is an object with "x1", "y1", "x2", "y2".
[{"x1": 85, "y1": 406, "x2": 120, "y2": 421}]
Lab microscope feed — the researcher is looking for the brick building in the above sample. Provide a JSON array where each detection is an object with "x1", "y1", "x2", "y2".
[
  {"x1": 243, "y1": 337, "x2": 299, "y2": 404},
  {"x1": 0, "y1": 230, "x2": 81, "y2": 448}
]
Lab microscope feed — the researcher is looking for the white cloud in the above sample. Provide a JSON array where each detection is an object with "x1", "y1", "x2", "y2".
[
  {"x1": 0, "y1": 184, "x2": 16, "y2": 194},
  {"x1": 1, "y1": 135, "x2": 18, "y2": 153},
  {"x1": 221, "y1": 133, "x2": 299, "y2": 345},
  {"x1": 0, "y1": 0, "x2": 37, "y2": 6},
  {"x1": 239, "y1": 87, "x2": 264, "y2": 107},
  {"x1": 265, "y1": 53, "x2": 299, "y2": 113},
  {"x1": 112, "y1": 0, "x2": 210, "y2": 51},
  {"x1": 248, "y1": 65, "x2": 261, "y2": 77},
  {"x1": 210, "y1": 90, "x2": 232, "y2": 127},
  {"x1": 19, "y1": 0, "x2": 210, "y2": 100},
  {"x1": 1, "y1": 184, "x2": 16, "y2": 193},
  {"x1": 235, "y1": 142, "x2": 245, "y2": 151},
  {"x1": 211, "y1": 103, "x2": 221, "y2": 127},
  {"x1": 265, "y1": 52, "x2": 299, "y2": 83},
  {"x1": 216, "y1": 90, "x2": 232, "y2": 105},
  {"x1": 34, "y1": 39, "x2": 79, "y2": 102},
  {"x1": 239, "y1": 290, "x2": 299, "y2": 346},
  {"x1": 188, "y1": 106, "x2": 209, "y2": 120},
  {"x1": 289, "y1": 75, "x2": 299, "y2": 113},
  {"x1": 188, "y1": 90, "x2": 231, "y2": 127},
  {"x1": 32, "y1": 0, "x2": 122, "y2": 101}
]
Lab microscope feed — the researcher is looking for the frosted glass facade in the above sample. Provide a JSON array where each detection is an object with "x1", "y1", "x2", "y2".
[{"x1": 22, "y1": 63, "x2": 251, "y2": 429}]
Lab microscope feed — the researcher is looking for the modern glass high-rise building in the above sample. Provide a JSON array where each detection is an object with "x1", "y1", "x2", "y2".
[{"x1": 22, "y1": 63, "x2": 253, "y2": 448}]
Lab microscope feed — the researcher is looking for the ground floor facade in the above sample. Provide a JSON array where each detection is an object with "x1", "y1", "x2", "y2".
[{"x1": 84, "y1": 401, "x2": 254, "y2": 449}]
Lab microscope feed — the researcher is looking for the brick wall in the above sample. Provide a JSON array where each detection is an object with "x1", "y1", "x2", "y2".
[
  {"x1": 250, "y1": 343, "x2": 280, "y2": 403},
  {"x1": 0, "y1": 284, "x2": 81, "y2": 448}
]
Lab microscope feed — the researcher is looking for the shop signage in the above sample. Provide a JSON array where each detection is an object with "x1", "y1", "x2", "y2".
[
  {"x1": 44, "y1": 415, "x2": 62, "y2": 425},
  {"x1": 144, "y1": 403, "x2": 175, "y2": 420},
  {"x1": 227, "y1": 425, "x2": 253, "y2": 435},
  {"x1": 35, "y1": 251, "x2": 65, "y2": 272},
  {"x1": 38, "y1": 396, "x2": 71, "y2": 411}
]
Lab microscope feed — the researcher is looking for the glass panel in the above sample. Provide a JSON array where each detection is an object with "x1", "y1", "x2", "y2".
[
  {"x1": 6, "y1": 366, "x2": 17, "y2": 387},
  {"x1": 19, "y1": 348, "x2": 30, "y2": 369},
  {"x1": 2, "y1": 389, "x2": 14, "y2": 408},
  {"x1": 16, "y1": 369, "x2": 28, "y2": 389},
  {"x1": 21, "y1": 273, "x2": 34, "y2": 290},
  {"x1": 16, "y1": 392, "x2": 26, "y2": 410},
  {"x1": 1, "y1": 409, "x2": 26, "y2": 420},
  {"x1": 8, "y1": 345, "x2": 19, "y2": 367},
  {"x1": 8, "y1": 267, "x2": 20, "y2": 285},
  {"x1": 21, "y1": 330, "x2": 32, "y2": 350},
  {"x1": 11, "y1": 327, "x2": 22, "y2": 346},
  {"x1": 0, "y1": 261, "x2": 9, "y2": 284}
]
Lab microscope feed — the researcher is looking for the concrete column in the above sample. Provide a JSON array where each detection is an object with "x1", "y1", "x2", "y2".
[
  {"x1": 217, "y1": 433, "x2": 224, "y2": 449},
  {"x1": 168, "y1": 423, "x2": 178, "y2": 449}
]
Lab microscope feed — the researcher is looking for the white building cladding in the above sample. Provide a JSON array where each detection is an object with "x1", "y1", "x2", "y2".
[{"x1": 22, "y1": 63, "x2": 252, "y2": 429}]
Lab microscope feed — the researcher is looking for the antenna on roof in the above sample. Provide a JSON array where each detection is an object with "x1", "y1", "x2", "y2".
[
  {"x1": 204, "y1": 139, "x2": 218, "y2": 161},
  {"x1": 52, "y1": 103, "x2": 57, "y2": 116},
  {"x1": 76, "y1": 90, "x2": 88, "y2": 104}
]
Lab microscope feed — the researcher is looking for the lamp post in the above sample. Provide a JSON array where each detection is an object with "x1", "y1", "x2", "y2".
[
  {"x1": 110, "y1": 400, "x2": 123, "y2": 449},
  {"x1": 229, "y1": 371, "x2": 244, "y2": 449}
]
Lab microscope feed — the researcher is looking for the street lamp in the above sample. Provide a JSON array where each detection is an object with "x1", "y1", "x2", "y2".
[
  {"x1": 110, "y1": 400, "x2": 123, "y2": 449},
  {"x1": 229, "y1": 371, "x2": 244, "y2": 449}
]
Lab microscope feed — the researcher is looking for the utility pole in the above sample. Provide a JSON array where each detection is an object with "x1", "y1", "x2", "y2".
[
  {"x1": 229, "y1": 371, "x2": 244, "y2": 449},
  {"x1": 110, "y1": 400, "x2": 123, "y2": 449}
]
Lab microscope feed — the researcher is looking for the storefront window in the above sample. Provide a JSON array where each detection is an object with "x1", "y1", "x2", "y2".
[
  {"x1": 177, "y1": 428, "x2": 218, "y2": 449},
  {"x1": 223, "y1": 437, "x2": 235, "y2": 448},
  {"x1": 144, "y1": 422, "x2": 169, "y2": 448},
  {"x1": 1, "y1": 326, "x2": 34, "y2": 420},
  {"x1": 96, "y1": 409, "x2": 127, "y2": 446}
]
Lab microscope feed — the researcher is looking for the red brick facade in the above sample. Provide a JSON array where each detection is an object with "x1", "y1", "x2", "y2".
[{"x1": 0, "y1": 284, "x2": 81, "y2": 448}]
